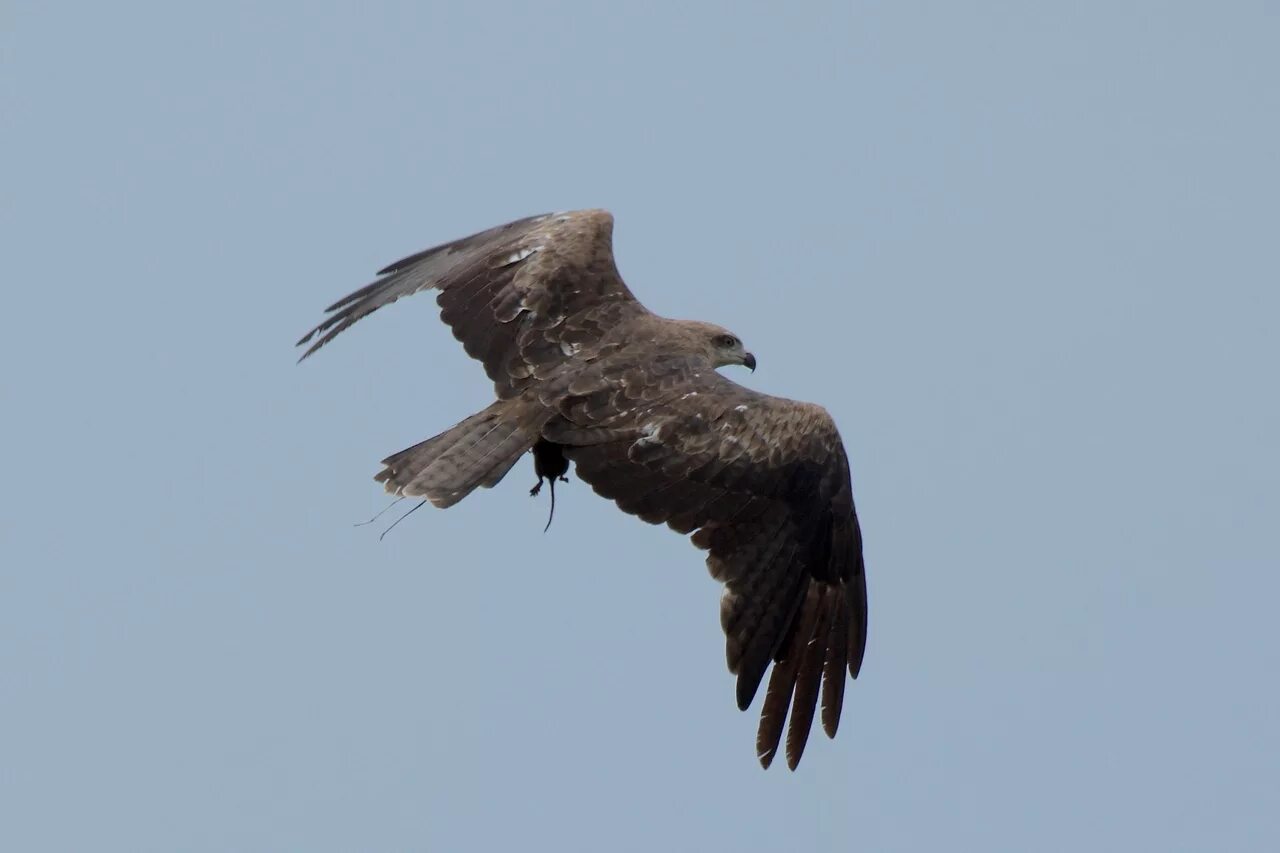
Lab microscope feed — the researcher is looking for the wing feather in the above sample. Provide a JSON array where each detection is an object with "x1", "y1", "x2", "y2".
[
  {"x1": 785, "y1": 584, "x2": 836, "y2": 769},
  {"x1": 297, "y1": 210, "x2": 646, "y2": 397},
  {"x1": 756, "y1": 582, "x2": 821, "y2": 768},
  {"x1": 821, "y1": 591, "x2": 850, "y2": 738},
  {"x1": 559, "y1": 374, "x2": 867, "y2": 768}
]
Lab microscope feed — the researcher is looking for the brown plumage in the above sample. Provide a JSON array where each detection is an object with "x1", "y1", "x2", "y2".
[{"x1": 297, "y1": 210, "x2": 868, "y2": 769}]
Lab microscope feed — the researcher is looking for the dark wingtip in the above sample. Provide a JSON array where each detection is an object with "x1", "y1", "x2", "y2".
[
  {"x1": 294, "y1": 322, "x2": 329, "y2": 362},
  {"x1": 294, "y1": 337, "x2": 322, "y2": 363}
]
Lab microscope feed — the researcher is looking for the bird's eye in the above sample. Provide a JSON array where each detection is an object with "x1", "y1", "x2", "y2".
[{"x1": 716, "y1": 335, "x2": 738, "y2": 348}]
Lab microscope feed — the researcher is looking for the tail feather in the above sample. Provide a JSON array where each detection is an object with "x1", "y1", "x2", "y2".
[{"x1": 375, "y1": 401, "x2": 544, "y2": 508}]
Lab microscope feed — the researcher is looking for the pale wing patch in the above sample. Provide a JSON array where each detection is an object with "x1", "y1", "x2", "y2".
[
  {"x1": 497, "y1": 246, "x2": 539, "y2": 267},
  {"x1": 631, "y1": 420, "x2": 664, "y2": 453}
]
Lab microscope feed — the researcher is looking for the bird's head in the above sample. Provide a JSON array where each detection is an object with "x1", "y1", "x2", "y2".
[{"x1": 682, "y1": 321, "x2": 755, "y2": 372}]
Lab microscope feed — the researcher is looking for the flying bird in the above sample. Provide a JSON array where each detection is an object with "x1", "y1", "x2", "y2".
[{"x1": 297, "y1": 210, "x2": 868, "y2": 769}]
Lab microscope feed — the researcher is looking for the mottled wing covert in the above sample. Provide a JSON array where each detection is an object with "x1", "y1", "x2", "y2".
[
  {"x1": 551, "y1": 374, "x2": 868, "y2": 769},
  {"x1": 297, "y1": 210, "x2": 645, "y2": 396}
]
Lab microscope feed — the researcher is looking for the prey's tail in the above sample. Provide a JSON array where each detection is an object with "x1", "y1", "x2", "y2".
[{"x1": 375, "y1": 400, "x2": 545, "y2": 508}]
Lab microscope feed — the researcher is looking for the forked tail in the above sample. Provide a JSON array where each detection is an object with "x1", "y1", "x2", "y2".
[{"x1": 375, "y1": 400, "x2": 544, "y2": 508}]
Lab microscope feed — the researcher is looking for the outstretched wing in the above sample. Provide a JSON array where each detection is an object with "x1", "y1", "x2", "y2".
[
  {"x1": 548, "y1": 375, "x2": 868, "y2": 769},
  {"x1": 297, "y1": 209, "x2": 646, "y2": 396}
]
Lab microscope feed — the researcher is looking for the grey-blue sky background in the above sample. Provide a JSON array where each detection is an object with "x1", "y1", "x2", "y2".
[{"x1": 4, "y1": 3, "x2": 1277, "y2": 850}]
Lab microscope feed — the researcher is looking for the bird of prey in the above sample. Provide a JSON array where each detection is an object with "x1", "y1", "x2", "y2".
[{"x1": 297, "y1": 210, "x2": 867, "y2": 769}]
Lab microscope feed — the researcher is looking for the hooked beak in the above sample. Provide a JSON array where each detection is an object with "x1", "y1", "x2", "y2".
[{"x1": 742, "y1": 352, "x2": 757, "y2": 372}]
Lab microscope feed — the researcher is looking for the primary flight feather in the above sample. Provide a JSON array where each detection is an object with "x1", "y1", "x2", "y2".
[{"x1": 297, "y1": 210, "x2": 868, "y2": 769}]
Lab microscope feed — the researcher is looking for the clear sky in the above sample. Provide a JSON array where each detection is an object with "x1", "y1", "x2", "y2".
[{"x1": 3, "y1": 2, "x2": 1278, "y2": 851}]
